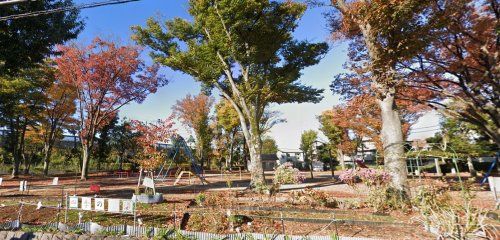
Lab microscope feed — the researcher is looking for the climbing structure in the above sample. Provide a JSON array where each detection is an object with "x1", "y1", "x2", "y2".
[{"x1": 156, "y1": 134, "x2": 208, "y2": 185}]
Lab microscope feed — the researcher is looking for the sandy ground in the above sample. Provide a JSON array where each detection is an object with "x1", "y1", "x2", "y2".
[{"x1": 0, "y1": 170, "x2": 498, "y2": 239}]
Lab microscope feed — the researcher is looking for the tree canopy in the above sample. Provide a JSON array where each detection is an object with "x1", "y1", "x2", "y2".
[
  {"x1": 133, "y1": 0, "x2": 328, "y2": 187},
  {"x1": 55, "y1": 38, "x2": 167, "y2": 179},
  {"x1": 261, "y1": 137, "x2": 278, "y2": 154},
  {"x1": 172, "y1": 93, "x2": 214, "y2": 168},
  {"x1": 400, "y1": 0, "x2": 499, "y2": 146},
  {"x1": 0, "y1": 0, "x2": 83, "y2": 75}
]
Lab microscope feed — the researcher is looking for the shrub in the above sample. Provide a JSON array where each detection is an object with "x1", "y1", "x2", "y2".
[
  {"x1": 338, "y1": 199, "x2": 361, "y2": 210},
  {"x1": 289, "y1": 189, "x2": 338, "y2": 208},
  {"x1": 273, "y1": 162, "x2": 305, "y2": 185},
  {"x1": 203, "y1": 192, "x2": 236, "y2": 208},
  {"x1": 357, "y1": 168, "x2": 391, "y2": 187},
  {"x1": 194, "y1": 193, "x2": 206, "y2": 206},
  {"x1": 412, "y1": 186, "x2": 493, "y2": 239},
  {"x1": 339, "y1": 168, "x2": 391, "y2": 189},
  {"x1": 338, "y1": 169, "x2": 359, "y2": 187},
  {"x1": 339, "y1": 168, "x2": 402, "y2": 212}
]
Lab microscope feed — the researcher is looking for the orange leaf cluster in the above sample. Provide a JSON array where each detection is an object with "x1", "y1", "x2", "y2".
[{"x1": 130, "y1": 117, "x2": 176, "y2": 170}]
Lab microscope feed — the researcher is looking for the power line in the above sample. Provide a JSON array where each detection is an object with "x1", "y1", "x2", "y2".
[
  {"x1": 0, "y1": 0, "x2": 142, "y2": 21},
  {"x1": 0, "y1": 0, "x2": 32, "y2": 6}
]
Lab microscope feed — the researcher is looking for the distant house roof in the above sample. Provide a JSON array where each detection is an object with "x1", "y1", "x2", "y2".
[{"x1": 261, "y1": 154, "x2": 278, "y2": 162}]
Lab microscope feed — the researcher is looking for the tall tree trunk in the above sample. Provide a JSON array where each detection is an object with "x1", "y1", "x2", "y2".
[
  {"x1": 466, "y1": 157, "x2": 476, "y2": 177},
  {"x1": 15, "y1": 122, "x2": 27, "y2": 176},
  {"x1": 10, "y1": 137, "x2": 20, "y2": 178},
  {"x1": 243, "y1": 137, "x2": 249, "y2": 169},
  {"x1": 378, "y1": 91, "x2": 407, "y2": 192},
  {"x1": 247, "y1": 131, "x2": 264, "y2": 187},
  {"x1": 228, "y1": 130, "x2": 235, "y2": 168},
  {"x1": 42, "y1": 143, "x2": 50, "y2": 176},
  {"x1": 23, "y1": 156, "x2": 29, "y2": 175},
  {"x1": 11, "y1": 152, "x2": 20, "y2": 178},
  {"x1": 337, "y1": 149, "x2": 346, "y2": 170},
  {"x1": 42, "y1": 137, "x2": 55, "y2": 176},
  {"x1": 118, "y1": 155, "x2": 123, "y2": 171},
  {"x1": 81, "y1": 144, "x2": 90, "y2": 180},
  {"x1": 309, "y1": 154, "x2": 314, "y2": 179},
  {"x1": 218, "y1": 93, "x2": 266, "y2": 188}
]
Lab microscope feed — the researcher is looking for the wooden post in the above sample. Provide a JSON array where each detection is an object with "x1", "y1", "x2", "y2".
[
  {"x1": 64, "y1": 193, "x2": 68, "y2": 224},
  {"x1": 173, "y1": 203, "x2": 177, "y2": 229},
  {"x1": 133, "y1": 201, "x2": 137, "y2": 232},
  {"x1": 434, "y1": 158, "x2": 442, "y2": 176},
  {"x1": 17, "y1": 202, "x2": 24, "y2": 227},
  {"x1": 280, "y1": 211, "x2": 285, "y2": 235}
]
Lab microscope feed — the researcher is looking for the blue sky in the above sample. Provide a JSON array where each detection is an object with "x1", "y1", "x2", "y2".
[{"x1": 73, "y1": 0, "x2": 438, "y2": 149}]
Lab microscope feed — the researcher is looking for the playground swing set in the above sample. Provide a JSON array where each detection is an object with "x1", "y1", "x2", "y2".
[{"x1": 153, "y1": 134, "x2": 209, "y2": 186}]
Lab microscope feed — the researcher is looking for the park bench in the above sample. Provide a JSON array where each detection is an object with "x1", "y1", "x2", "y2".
[{"x1": 488, "y1": 176, "x2": 500, "y2": 209}]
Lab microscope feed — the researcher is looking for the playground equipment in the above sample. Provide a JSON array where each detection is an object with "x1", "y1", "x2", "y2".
[
  {"x1": 156, "y1": 134, "x2": 208, "y2": 185},
  {"x1": 405, "y1": 143, "x2": 461, "y2": 176}
]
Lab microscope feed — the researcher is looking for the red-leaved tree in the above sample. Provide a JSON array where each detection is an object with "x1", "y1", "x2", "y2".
[
  {"x1": 401, "y1": 0, "x2": 499, "y2": 146},
  {"x1": 172, "y1": 93, "x2": 214, "y2": 169},
  {"x1": 325, "y1": 94, "x2": 423, "y2": 159},
  {"x1": 130, "y1": 117, "x2": 175, "y2": 174},
  {"x1": 55, "y1": 38, "x2": 167, "y2": 180}
]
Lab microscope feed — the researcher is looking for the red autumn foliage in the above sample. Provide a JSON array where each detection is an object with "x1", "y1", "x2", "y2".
[
  {"x1": 130, "y1": 117, "x2": 176, "y2": 171},
  {"x1": 55, "y1": 37, "x2": 167, "y2": 179},
  {"x1": 401, "y1": 0, "x2": 499, "y2": 145},
  {"x1": 326, "y1": 94, "x2": 424, "y2": 154}
]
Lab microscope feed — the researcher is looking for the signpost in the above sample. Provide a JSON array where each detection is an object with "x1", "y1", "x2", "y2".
[
  {"x1": 64, "y1": 195, "x2": 137, "y2": 226},
  {"x1": 52, "y1": 177, "x2": 59, "y2": 186},
  {"x1": 69, "y1": 196, "x2": 79, "y2": 209},
  {"x1": 95, "y1": 198, "x2": 105, "y2": 211},
  {"x1": 19, "y1": 180, "x2": 28, "y2": 192},
  {"x1": 82, "y1": 197, "x2": 92, "y2": 210},
  {"x1": 142, "y1": 177, "x2": 156, "y2": 194},
  {"x1": 122, "y1": 200, "x2": 134, "y2": 213},
  {"x1": 107, "y1": 199, "x2": 120, "y2": 213}
]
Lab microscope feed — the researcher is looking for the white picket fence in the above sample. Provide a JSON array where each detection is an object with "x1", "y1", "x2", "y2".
[{"x1": 0, "y1": 221, "x2": 375, "y2": 240}]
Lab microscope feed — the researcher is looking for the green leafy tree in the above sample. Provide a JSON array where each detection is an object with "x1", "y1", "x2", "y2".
[
  {"x1": 0, "y1": 66, "x2": 52, "y2": 178},
  {"x1": 318, "y1": 110, "x2": 345, "y2": 168},
  {"x1": 133, "y1": 0, "x2": 328, "y2": 187},
  {"x1": 300, "y1": 130, "x2": 318, "y2": 178},
  {"x1": 0, "y1": 0, "x2": 82, "y2": 178},
  {"x1": 0, "y1": 0, "x2": 83, "y2": 75},
  {"x1": 215, "y1": 99, "x2": 241, "y2": 168},
  {"x1": 109, "y1": 120, "x2": 141, "y2": 171},
  {"x1": 427, "y1": 117, "x2": 497, "y2": 157},
  {"x1": 426, "y1": 116, "x2": 497, "y2": 177},
  {"x1": 261, "y1": 137, "x2": 278, "y2": 155},
  {"x1": 95, "y1": 115, "x2": 118, "y2": 170}
]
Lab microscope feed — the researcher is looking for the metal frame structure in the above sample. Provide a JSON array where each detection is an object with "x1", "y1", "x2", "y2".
[{"x1": 156, "y1": 135, "x2": 208, "y2": 185}]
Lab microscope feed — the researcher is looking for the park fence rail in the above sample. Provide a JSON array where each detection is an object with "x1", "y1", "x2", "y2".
[{"x1": 0, "y1": 220, "x2": 375, "y2": 240}]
